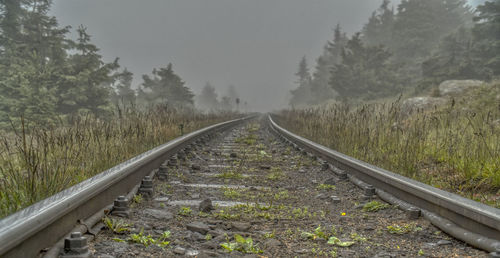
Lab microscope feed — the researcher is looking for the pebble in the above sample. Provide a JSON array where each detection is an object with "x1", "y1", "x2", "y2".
[
  {"x1": 191, "y1": 232, "x2": 206, "y2": 241},
  {"x1": 173, "y1": 246, "x2": 186, "y2": 255},
  {"x1": 143, "y1": 209, "x2": 173, "y2": 220},
  {"x1": 187, "y1": 222, "x2": 210, "y2": 235},
  {"x1": 231, "y1": 222, "x2": 251, "y2": 231},
  {"x1": 230, "y1": 152, "x2": 238, "y2": 158},
  {"x1": 437, "y1": 240, "x2": 452, "y2": 246},
  {"x1": 264, "y1": 238, "x2": 282, "y2": 248},
  {"x1": 199, "y1": 198, "x2": 213, "y2": 212},
  {"x1": 323, "y1": 178, "x2": 337, "y2": 185},
  {"x1": 191, "y1": 164, "x2": 201, "y2": 170},
  {"x1": 191, "y1": 193, "x2": 200, "y2": 199}
]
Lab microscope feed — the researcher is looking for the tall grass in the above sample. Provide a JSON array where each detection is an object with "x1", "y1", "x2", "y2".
[
  {"x1": 0, "y1": 106, "x2": 238, "y2": 218},
  {"x1": 276, "y1": 83, "x2": 500, "y2": 207}
]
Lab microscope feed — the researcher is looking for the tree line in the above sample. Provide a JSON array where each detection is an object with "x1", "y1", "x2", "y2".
[
  {"x1": 0, "y1": 0, "x2": 242, "y2": 130},
  {"x1": 290, "y1": 0, "x2": 500, "y2": 106}
]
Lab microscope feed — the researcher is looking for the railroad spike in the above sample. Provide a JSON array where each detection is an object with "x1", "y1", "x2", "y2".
[{"x1": 59, "y1": 232, "x2": 91, "y2": 258}]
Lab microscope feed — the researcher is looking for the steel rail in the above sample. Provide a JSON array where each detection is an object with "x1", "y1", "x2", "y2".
[
  {"x1": 268, "y1": 114, "x2": 500, "y2": 252},
  {"x1": 0, "y1": 116, "x2": 253, "y2": 258}
]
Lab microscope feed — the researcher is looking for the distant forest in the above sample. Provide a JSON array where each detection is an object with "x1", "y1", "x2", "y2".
[
  {"x1": 0, "y1": 0, "x2": 241, "y2": 129},
  {"x1": 290, "y1": 0, "x2": 500, "y2": 107}
]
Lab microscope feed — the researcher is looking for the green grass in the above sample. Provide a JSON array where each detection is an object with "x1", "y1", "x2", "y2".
[
  {"x1": 276, "y1": 81, "x2": 500, "y2": 208},
  {"x1": 0, "y1": 107, "x2": 238, "y2": 218}
]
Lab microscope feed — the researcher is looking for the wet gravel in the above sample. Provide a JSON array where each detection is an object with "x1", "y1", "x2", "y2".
[{"x1": 89, "y1": 119, "x2": 487, "y2": 257}]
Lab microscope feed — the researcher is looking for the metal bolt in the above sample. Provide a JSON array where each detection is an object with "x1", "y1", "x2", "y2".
[
  {"x1": 138, "y1": 176, "x2": 154, "y2": 198},
  {"x1": 60, "y1": 232, "x2": 91, "y2": 258},
  {"x1": 364, "y1": 186, "x2": 376, "y2": 196},
  {"x1": 111, "y1": 196, "x2": 130, "y2": 217},
  {"x1": 157, "y1": 165, "x2": 168, "y2": 181},
  {"x1": 407, "y1": 207, "x2": 421, "y2": 220}
]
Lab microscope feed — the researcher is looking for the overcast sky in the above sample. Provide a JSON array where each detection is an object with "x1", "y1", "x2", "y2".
[{"x1": 51, "y1": 0, "x2": 405, "y2": 111}]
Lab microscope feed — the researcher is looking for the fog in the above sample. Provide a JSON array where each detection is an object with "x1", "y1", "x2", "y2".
[{"x1": 51, "y1": 0, "x2": 402, "y2": 112}]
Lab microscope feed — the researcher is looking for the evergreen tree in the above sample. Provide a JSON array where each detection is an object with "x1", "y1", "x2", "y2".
[
  {"x1": 308, "y1": 24, "x2": 347, "y2": 104},
  {"x1": 139, "y1": 64, "x2": 194, "y2": 107},
  {"x1": 472, "y1": 0, "x2": 500, "y2": 77},
  {"x1": 330, "y1": 33, "x2": 400, "y2": 100},
  {"x1": 59, "y1": 26, "x2": 119, "y2": 115},
  {"x1": 196, "y1": 82, "x2": 219, "y2": 112},
  {"x1": 362, "y1": 0, "x2": 395, "y2": 47},
  {"x1": 290, "y1": 56, "x2": 312, "y2": 107},
  {"x1": 110, "y1": 68, "x2": 135, "y2": 108}
]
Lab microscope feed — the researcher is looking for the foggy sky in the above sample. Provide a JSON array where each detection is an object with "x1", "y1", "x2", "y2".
[{"x1": 51, "y1": 0, "x2": 402, "y2": 111}]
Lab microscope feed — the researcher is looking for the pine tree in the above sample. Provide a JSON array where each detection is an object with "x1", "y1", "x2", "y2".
[
  {"x1": 362, "y1": 0, "x2": 395, "y2": 47},
  {"x1": 330, "y1": 33, "x2": 400, "y2": 100},
  {"x1": 473, "y1": 0, "x2": 500, "y2": 76},
  {"x1": 290, "y1": 56, "x2": 312, "y2": 107},
  {"x1": 139, "y1": 64, "x2": 194, "y2": 107},
  {"x1": 110, "y1": 68, "x2": 135, "y2": 108},
  {"x1": 196, "y1": 82, "x2": 219, "y2": 112}
]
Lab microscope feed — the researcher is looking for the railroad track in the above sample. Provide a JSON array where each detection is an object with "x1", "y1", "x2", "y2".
[{"x1": 0, "y1": 115, "x2": 499, "y2": 257}]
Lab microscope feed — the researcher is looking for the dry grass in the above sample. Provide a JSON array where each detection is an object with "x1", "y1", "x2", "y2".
[
  {"x1": 275, "y1": 82, "x2": 500, "y2": 208},
  {"x1": 0, "y1": 106, "x2": 239, "y2": 218}
]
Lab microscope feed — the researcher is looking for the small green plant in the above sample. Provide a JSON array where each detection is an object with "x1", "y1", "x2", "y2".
[
  {"x1": 273, "y1": 190, "x2": 289, "y2": 200},
  {"x1": 263, "y1": 230, "x2": 276, "y2": 239},
  {"x1": 103, "y1": 216, "x2": 130, "y2": 234},
  {"x1": 216, "y1": 170, "x2": 245, "y2": 179},
  {"x1": 220, "y1": 234, "x2": 263, "y2": 254},
  {"x1": 327, "y1": 236, "x2": 355, "y2": 247},
  {"x1": 418, "y1": 249, "x2": 425, "y2": 256},
  {"x1": 223, "y1": 187, "x2": 242, "y2": 199},
  {"x1": 133, "y1": 194, "x2": 143, "y2": 204},
  {"x1": 387, "y1": 223, "x2": 422, "y2": 234},
  {"x1": 205, "y1": 233, "x2": 213, "y2": 240},
  {"x1": 267, "y1": 167, "x2": 284, "y2": 180},
  {"x1": 128, "y1": 228, "x2": 171, "y2": 247},
  {"x1": 317, "y1": 184, "x2": 336, "y2": 191},
  {"x1": 350, "y1": 232, "x2": 367, "y2": 242},
  {"x1": 178, "y1": 206, "x2": 192, "y2": 216},
  {"x1": 301, "y1": 226, "x2": 328, "y2": 240},
  {"x1": 362, "y1": 201, "x2": 390, "y2": 212}
]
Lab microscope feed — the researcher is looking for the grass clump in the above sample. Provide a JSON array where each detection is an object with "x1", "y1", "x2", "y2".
[
  {"x1": 221, "y1": 234, "x2": 263, "y2": 254},
  {"x1": 317, "y1": 184, "x2": 336, "y2": 191},
  {"x1": 276, "y1": 82, "x2": 500, "y2": 208},
  {"x1": 362, "y1": 201, "x2": 390, "y2": 212},
  {"x1": 387, "y1": 223, "x2": 422, "y2": 234},
  {"x1": 103, "y1": 216, "x2": 131, "y2": 234},
  {"x1": 0, "y1": 107, "x2": 238, "y2": 218},
  {"x1": 178, "y1": 206, "x2": 192, "y2": 216}
]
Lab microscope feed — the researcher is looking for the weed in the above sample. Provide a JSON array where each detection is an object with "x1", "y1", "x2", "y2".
[
  {"x1": 327, "y1": 236, "x2": 355, "y2": 247},
  {"x1": 221, "y1": 234, "x2": 263, "y2": 254},
  {"x1": 387, "y1": 223, "x2": 422, "y2": 234},
  {"x1": 178, "y1": 206, "x2": 192, "y2": 216},
  {"x1": 317, "y1": 184, "x2": 336, "y2": 191},
  {"x1": 263, "y1": 230, "x2": 276, "y2": 239},
  {"x1": 128, "y1": 228, "x2": 170, "y2": 247},
  {"x1": 103, "y1": 217, "x2": 130, "y2": 234},
  {"x1": 133, "y1": 194, "x2": 143, "y2": 204},
  {"x1": 267, "y1": 167, "x2": 284, "y2": 180},
  {"x1": 223, "y1": 187, "x2": 242, "y2": 199},
  {"x1": 362, "y1": 201, "x2": 390, "y2": 212}
]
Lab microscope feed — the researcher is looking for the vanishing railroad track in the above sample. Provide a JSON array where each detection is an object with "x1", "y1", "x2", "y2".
[{"x1": 0, "y1": 115, "x2": 499, "y2": 257}]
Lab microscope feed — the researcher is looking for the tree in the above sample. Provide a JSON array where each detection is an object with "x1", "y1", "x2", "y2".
[
  {"x1": 139, "y1": 64, "x2": 194, "y2": 107},
  {"x1": 362, "y1": 0, "x2": 395, "y2": 47},
  {"x1": 330, "y1": 33, "x2": 401, "y2": 100},
  {"x1": 196, "y1": 82, "x2": 219, "y2": 112},
  {"x1": 290, "y1": 56, "x2": 312, "y2": 107},
  {"x1": 0, "y1": 0, "x2": 70, "y2": 126},
  {"x1": 472, "y1": 0, "x2": 500, "y2": 77},
  {"x1": 110, "y1": 68, "x2": 135, "y2": 108},
  {"x1": 59, "y1": 26, "x2": 119, "y2": 115}
]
